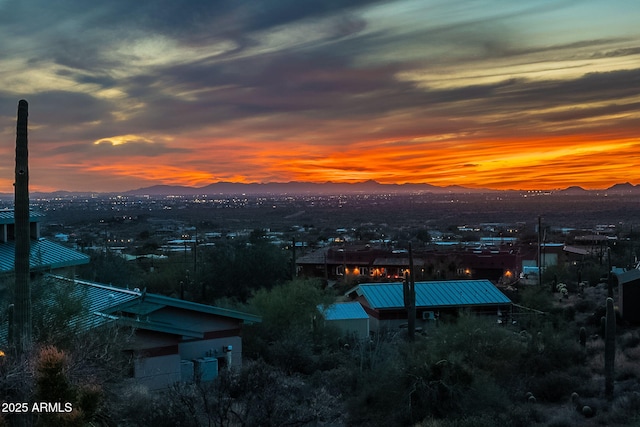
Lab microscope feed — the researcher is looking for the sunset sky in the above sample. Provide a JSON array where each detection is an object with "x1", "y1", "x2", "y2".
[{"x1": 1, "y1": 0, "x2": 639, "y2": 192}]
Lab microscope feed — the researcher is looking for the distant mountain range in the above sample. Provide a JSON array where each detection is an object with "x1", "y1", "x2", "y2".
[
  {"x1": 122, "y1": 180, "x2": 479, "y2": 196},
  {"x1": 558, "y1": 182, "x2": 640, "y2": 195},
  {"x1": 1, "y1": 180, "x2": 637, "y2": 198},
  {"x1": 118, "y1": 180, "x2": 640, "y2": 196}
]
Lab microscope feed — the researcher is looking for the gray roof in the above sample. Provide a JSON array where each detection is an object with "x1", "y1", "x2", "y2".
[
  {"x1": 0, "y1": 239, "x2": 90, "y2": 272},
  {"x1": 349, "y1": 280, "x2": 511, "y2": 309}
]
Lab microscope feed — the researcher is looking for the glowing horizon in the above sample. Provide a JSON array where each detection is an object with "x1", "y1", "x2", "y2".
[{"x1": 1, "y1": 1, "x2": 639, "y2": 193}]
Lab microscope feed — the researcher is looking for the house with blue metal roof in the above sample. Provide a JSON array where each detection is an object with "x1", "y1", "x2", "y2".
[
  {"x1": 64, "y1": 275, "x2": 259, "y2": 390},
  {"x1": 0, "y1": 209, "x2": 90, "y2": 274},
  {"x1": 318, "y1": 302, "x2": 369, "y2": 338},
  {"x1": 2, "y1": 274, "x2": 261, "y2": 390},
  {"x1": 346, "y1": 280, "x2": 512, "y2": 332}
]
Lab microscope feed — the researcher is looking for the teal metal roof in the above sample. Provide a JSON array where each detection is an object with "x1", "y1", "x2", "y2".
[
  {"x1": 44, "y1": 275, "x2": 141, "y2": 331},
  {"x1": 0, "y1": 209, "x2": 46, "y2": 224},
  {"x1": 49, "y1": 275, "x2": 261, "y2": 333},
  {"x1": 0, "y1": 276, "x2": 140, "y2": 345},
  {"x1": 1, "y1": 275, "x2": 261, "y2": 347},
  {"x1": 352, "y1": 280, "x2": 511, "y2": 309},
  {"x1": 320, "y1": 302, "x2": 369, "y2": 320},
  {"x1": 617, "y1": 268, "x2": 640, "y2": 284},
  {"x1": 111, "y1": 293, "x2": 262, "y2": 324},
  {"x1": 0, "y1": 239, "x2": 90, "y2": 272}
]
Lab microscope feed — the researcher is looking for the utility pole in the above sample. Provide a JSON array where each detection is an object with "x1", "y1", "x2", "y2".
[
  {"x1": 291, "y1": 237, "x2": 297, "y2": 279},
  {"x1": 538, "y1": 215, "x2": 542, "y2": 287},
  {"x1": 607, "y1": 247, "x2": 613, "y2": 298}
]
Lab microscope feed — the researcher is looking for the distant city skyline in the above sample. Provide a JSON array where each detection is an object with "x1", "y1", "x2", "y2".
[{"x1": 1, "y1": 1, "x2": 639, "y2": 193}]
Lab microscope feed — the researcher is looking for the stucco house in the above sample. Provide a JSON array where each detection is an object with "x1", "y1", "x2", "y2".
[{"x1": 33, "y1": 275, "x2": 261, "y2": 390}]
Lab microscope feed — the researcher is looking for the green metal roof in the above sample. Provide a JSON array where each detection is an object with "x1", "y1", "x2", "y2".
[
  {"x1": 0, "y1": 239, "x2": 90, "y2": 272},
  {"x1": 350, "y1": 280, "x2": 511, "y2": 309}
]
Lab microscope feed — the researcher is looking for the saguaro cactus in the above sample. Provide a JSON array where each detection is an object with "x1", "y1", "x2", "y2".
[
  {"x1": 12, "y1": 99, "x2": 32, "y2": 354},
  {"x1": 604, "y1": 297, "x2": 616, "y2": 399},
  {"x1": 403, "y1": 243, "x2": 416, "y2": 341},
  {"x1": 579, "y1": 327, "x2": 587, "y2": 348}
]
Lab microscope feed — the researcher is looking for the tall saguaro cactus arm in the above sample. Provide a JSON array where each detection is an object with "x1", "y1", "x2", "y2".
[{"x1": 13, "y1": 99, "x2": 32, "y2": 354}]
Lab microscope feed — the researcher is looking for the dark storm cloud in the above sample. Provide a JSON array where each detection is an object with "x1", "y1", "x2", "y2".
[
  {"x1": 0, "y1": 0, "x2": 381, "y2": 57},
  {"x1": 25, "y1": 91, "x2": 112, "y2": 126},
  {"x1": 111, "y1": 57, "x2": 640, "y2": 140},
  {"x1": 6, "y1": 0, "x2": 633, "y2": 137},
  {"x1": 45, "y1": 140, "x2": 188, "y2": 158}
]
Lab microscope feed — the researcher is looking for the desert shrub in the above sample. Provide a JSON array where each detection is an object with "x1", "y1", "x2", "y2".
[
  {"x1": 519, "y1": 321, "x2": 585, "y2": 377},
  {"x1": 312, "y1": 364, "x2": 359, "y2": 396},
  {"x1": 503, "y1": 404, "x2": 546, "y2": 427},
  {"x1": 113, "y1": 360, "x2": 345, "y2": 427},
  {"x1": 406, "y1": 357, "x2": 475, "y2": 420},
  {"x1": 561, "y1": 305, "x2": 576, "y2": 322},
  {"x1": 529, "y1": 371, "x2": 581, "y2": 403},
  {"x1": 620, "y1": 330, "x2": 640, "y2": 350},
  {"x1": 33, "y1": 345, "x2": 104, "y2": 427},
  {"x1": 547, "y1": 417, "x2": 576, "y2": 427},
  {"x1": 347, "y1": 344, "x2": 407, "y2": 426},
  {"x1": 35, "y1": 346, "x2": 73, "y2": 402},
  {"x1": 263, "y1": 328, "x2": 316, "y2": 374},
  {"x1": 110, "y1": 383, "x2": 200, "y2": 427},
  {"x1": 623, "y1": 345, "x2": 640, "y2": 361},
  {"x1": 564, "y1": 365, "x2": 598, "y2": 397},
  {"x1": 227, "y1": 359, "x2": 344, "y2": 427},
  {"x1": 423, "y1": 314, "x2": 527, "y2": 383},
  {"x1": 459, "y1": 373, "x2": 510, "y2": 415},
  {"x1": 607, "y1": 392, "x2": 640, "y2": 425},
  {"x1": 419, "y1": 404, "x2": 545, "y2": 427},
  {"x1": 615, "y1": 352, "x2": 640, "y2": 381},
  {"x1": 517, "y1": 286, "x2": 554, "y2": 312},
  {"x1": 574, "y1": 298, "x2": 597, "y2": 313}
]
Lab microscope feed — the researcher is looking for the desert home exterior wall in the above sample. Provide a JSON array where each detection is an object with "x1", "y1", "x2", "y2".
[
  {"x1": 21, "y1": 275, "x2": 261, "y2": 391},
  {"x1": 134, "y1": 354, "x2": 182, "y2": 391},
  {"x1": 617, "y1": 267, "x2": 640, "y2": 323},
  {"x1": 319, "y1": 302, "x2": 370, "y2": 338}
]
